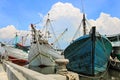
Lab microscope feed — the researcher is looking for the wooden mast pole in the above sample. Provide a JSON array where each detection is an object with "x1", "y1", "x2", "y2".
[
  {"x1": 91, "y1": 26, "x2": 96, "y2": 76},
  {"x1": 82, "y1": 14, "x2": 86, "y2": 35}
]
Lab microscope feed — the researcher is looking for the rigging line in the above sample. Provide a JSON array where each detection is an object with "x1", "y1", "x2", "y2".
[
  {"x1": 81, "y1": 0, "x2": 85, "y2": 13},
  {"x1": 42, "y1": 14, "x2": 50, "y2": 40},
  {"x1": 49, "y1": 20, "x2": 61, "y2": 49},
  {"x1": 71, "y1": 20, "x2": 82, "y2": 42},
  {"x1": 81, "y1": 0, "x2": 93, "y2": 34},
  {"x1": 85, "y1": 20, "x2": 92, "y2": 32},
  {"x1": 45, "y1": 19, "x2": 49, "y2": 40},
  {"x1": 71, "y1": 0, "x2": 87, "y2": 42}
]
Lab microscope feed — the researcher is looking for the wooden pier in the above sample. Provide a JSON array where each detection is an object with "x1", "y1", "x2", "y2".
[
  {"x1": 0, "y1": 60, "x2": 79, "y2": 80},
  {"x1": 0, "y1": 62, "x2": 8, "y2": 80}
]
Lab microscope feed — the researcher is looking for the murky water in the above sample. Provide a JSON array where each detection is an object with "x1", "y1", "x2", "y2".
[
  {"x1": 107, "y1": 69, "x2": 120, "y2": 80},
  {"x1": 79, "y1": 69, "x2": 120, "y2": 80},
  {"x1": 29, "y1": 66, "x2": 120, "y2": 80}
]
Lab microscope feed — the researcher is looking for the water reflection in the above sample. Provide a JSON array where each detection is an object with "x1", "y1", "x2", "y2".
[
  {"x1": 79, "y1": 69, "x2": 120, "y2": 80},
  {"x1": 29, "y1": 66, "x2": 120, "y2": 80},
  {"x1": 28, "y1": 66, "x2": 56, "y2": 74},
  {"x1": 108, "y1": 69, "x2": 120, "y2": 80}
]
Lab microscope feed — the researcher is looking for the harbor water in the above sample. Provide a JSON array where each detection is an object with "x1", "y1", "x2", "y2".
[
  {"x1": 79, "y1": 69, "x2": 120, "y2": 80},
  {"x1": 29, "y1": 66, "x2": 120, "y2": 80}
]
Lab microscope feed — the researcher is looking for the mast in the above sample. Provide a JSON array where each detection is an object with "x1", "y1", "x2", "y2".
[
  {"x1": 91, "y1": 26, "x2": 96, "y2": 76},
  {"x1": 14, "y1": 32, "x2": 19, "y2": 45},
  {"x1": 31, "y1": 24, "x2": 37, "y2": 43},
  {"x1": 44, "y1": 13, "x2": 50, "y2": 40},
  {"x1": 82, "y1": 13, "x2": 87, "y2": 35},
  {"x1": 43, "y1": 13, "x2": 59, "y2": 47}
]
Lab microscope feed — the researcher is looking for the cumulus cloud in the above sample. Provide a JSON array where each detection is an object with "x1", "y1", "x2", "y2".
[
  {"x1": 94, "y1": 13, "x2": 120, "y2": 35},
  {"x1": 1, "y1": 2, "x2": 120, "y2": 48},
  {"x1": 48, "y1": 2, "x2": 83, "y2": 29},
  {"x1": 0, "y1": 25, "x2": 17, "y2": 39},
  {"x1": 48, "y1": 2, "x2": 82, "y2": 20},
  {"x1": 43, "y1": 2, "x2": 120, "y2": 48},
  {"x1": 45, "y1": 2, "x2": 83, "y2": 43},
  {"x1": 47, "y1": 2, "x2": 120, "y2": 36},
  {"x1": 0, "y1": 25, "x2": 30, "y2": 45}
]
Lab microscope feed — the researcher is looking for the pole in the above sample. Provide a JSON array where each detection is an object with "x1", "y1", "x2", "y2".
[{"x1": 91, "y1": 26, "x2": 96, "y2": 76}]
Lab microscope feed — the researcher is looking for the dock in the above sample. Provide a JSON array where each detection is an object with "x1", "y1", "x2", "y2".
[
  {"x1": 0, "y1": 59, "x2": 79, "y2": 80},
  {"x1": 0, "y1": 62, "x2": 8, "y2": 80}
]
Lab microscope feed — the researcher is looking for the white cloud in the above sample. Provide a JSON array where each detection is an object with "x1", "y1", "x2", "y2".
[
  {"x1": 42, "y1": 2, "x2": 120, "y2": 48},
  {"x1": 48, "y1": 2, "x2": 83, "y2": 28},
  {"x1": 1, "y1": 2, "x2": 120, "y2": 48},
  {"x1": 48, "y1": 2, "x2": 82, "y2": 20},
  {"x1": 45, "y1": 2, "x2": 83, "y2": 44},
  {"x1": 0, "y1": 25, "x2": 30, "y2": 45},
  {"x1": 46, "y1": 2, "x2": 120, "y2": 36},
  {"x1": 95, "y1": 13, "x2": 120, "y2": 35},
  {"x1": 0, "y1": 25, "x2": 17, "y2": 39}
]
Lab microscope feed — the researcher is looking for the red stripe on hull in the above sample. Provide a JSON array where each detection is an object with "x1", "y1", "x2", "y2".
[{"x1": 8, "y1": 56, "x2": 28, "y2": 66}]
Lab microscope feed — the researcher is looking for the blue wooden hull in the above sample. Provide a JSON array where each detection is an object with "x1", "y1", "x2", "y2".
[{"x1": 64, "y1": 35, "x2": 112, "y2": 76}]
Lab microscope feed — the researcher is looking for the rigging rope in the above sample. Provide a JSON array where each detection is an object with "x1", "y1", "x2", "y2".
[
  {"x1": 81, "y1": 0, "x2": 85, "y2": 14},
  {"x1": 71, "y1": 21, "x2": 82, "y2": 42},
  {"x1": 49, "y1": 20, "x2": 61, "y2": 49}
]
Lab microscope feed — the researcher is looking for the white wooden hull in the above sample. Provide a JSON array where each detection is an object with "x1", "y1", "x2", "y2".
[
  {"x1": 4, "y1": 46, "x2": 28, "y2": 61},
  {"x1": 28, "y1": 43, "x2": 64, "y2": 67}
]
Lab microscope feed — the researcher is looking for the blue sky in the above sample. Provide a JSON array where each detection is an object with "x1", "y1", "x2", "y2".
[
  {"x1": 0, "y1": 0, "x2": 120, "y2": 30},
  {"x1": 0, "y1": 0, "x2": 120, "y2": 48}
]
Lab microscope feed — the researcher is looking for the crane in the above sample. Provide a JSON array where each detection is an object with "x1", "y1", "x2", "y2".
[{"x1": 52, "y1": 28, "x2": 68, "y2": 46}]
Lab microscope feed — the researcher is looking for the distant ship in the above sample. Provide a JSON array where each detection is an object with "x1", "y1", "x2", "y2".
[
  {"x1": 107, "y1": 34, "x2": 120, "y2": 70},
  {"x1": 64, "y1": 14, "x2": 112, "y2": 76},
  {"x1": 0, "y1": 34, "x2": 29, "y2": 66},
  {"x1": 107, "y1": 34, "x2": 120, "y2": 60}
]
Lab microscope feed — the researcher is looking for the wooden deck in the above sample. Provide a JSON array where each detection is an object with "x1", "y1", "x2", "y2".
[{"x1": 0, "y1": 62, "x2": 8, "y2": 80}]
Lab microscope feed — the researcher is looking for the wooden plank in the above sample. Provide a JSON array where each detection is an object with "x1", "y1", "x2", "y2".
[{"x1": 0, "y1": 63, "x2": 8, "y2": 80}]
